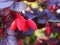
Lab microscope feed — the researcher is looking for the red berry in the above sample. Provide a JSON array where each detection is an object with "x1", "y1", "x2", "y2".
[
  {"x1": 22, "y1": 21, "x2": 28, "y2": 32},
  {"x1": 16, "y1": 18, "x2": 25, "y2": 31},
  {"x1": 26, "y1": 19, "x2": 37, "y2": 30},
  {"x1": 10, "y1": 20, "x2": 17, "y2": 31}
]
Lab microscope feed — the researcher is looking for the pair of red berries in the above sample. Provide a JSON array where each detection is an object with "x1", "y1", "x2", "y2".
[{"x1": 10, "y1": 13, "x2": 37, "y2": 32}]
